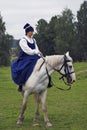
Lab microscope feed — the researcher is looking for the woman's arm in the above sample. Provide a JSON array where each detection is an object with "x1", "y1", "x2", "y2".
[{"x1": 19, "y1": 39, "x2": 39, "y2": 55}]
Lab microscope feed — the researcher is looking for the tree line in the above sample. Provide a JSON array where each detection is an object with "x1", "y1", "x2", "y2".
[
  {"x1": 34, "y1": 1, "x2": 87, "y2": 61},
  {"x1": 0, "y1": 1, "x2": 87, "y2": 66}
]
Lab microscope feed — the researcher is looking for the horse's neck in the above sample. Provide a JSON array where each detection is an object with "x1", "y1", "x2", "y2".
[
  {"x1": 45, "y1": 55, "x2": 64, "y2": 71},
  {"x1": 34, "y1": 55, "x2": 64, "y2": 75}
]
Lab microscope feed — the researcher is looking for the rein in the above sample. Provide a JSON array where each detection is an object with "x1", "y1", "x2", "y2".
[{"x1": 40, "y1": 55, "x2": 74, "y2": 91}]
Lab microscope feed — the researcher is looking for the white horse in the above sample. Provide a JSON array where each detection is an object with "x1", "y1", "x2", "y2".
[{"x1": 17, "y1": 52, "x2": 76, "y2": 127}]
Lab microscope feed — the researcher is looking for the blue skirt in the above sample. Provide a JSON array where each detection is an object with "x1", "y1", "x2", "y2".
[{"x1": 11, "y1": 54, "x2": 40, "y2": 85}]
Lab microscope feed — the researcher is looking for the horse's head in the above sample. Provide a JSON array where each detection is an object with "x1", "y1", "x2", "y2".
[{"x1": 58, "y1": 52, "x2": 76, "y2": 85}]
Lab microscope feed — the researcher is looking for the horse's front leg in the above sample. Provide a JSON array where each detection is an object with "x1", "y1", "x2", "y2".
[
  {"x1": 34, "y1": 94, "x2": 40, "y2": 121},
  {"x1": 17, "y1": 91, "x2": 29, "y2": 125},
  {"x1": 40, "y1": 90, "x2": 52, "y2": 128}
]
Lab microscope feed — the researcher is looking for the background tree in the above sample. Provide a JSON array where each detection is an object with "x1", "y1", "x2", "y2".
[
  {"x1": 54, "y1": 8, "x2": 77, "y2": 58},
  {"x1": 0, "y1": 13, "x2": 13, "y2": 66},
  {"x1": 34, "y1": 19, "x2": 49, "y2": 56},
  {"x1": 77, "y1": 1, "x2": 87, "y2": 61},
  {"x1": 35, "y1": 18, "x2": 56, "y2": 56},
  {"x1": 45, "y1": 16, "x2": 57, "y2": 55}
]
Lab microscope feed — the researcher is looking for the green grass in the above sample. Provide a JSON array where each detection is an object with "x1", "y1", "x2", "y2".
[{"x1": 0, "y1": 62, "x2": 87, "y2": 130}]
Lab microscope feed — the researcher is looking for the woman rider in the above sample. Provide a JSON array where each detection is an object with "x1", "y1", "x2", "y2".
[{"x1": 11, "y1": 23, "x2": 42, "y2": 92}]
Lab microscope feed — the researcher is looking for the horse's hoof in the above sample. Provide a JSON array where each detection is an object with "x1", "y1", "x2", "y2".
[
  {"x1": 16, "y1": 121, "x2": 23, "y2": 126},
  {"x1": 34, "y1": 115, "x2": 40, "y2": 121},
  {"x1": 46, "y1": 122, "x2": 52, "y2": 128},
  {"x1": 16, "y1": 116, "x2": 24, "y2": 126}
]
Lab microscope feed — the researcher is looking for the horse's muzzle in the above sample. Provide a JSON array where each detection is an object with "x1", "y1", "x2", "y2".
[
  {"x1": 67, "y1": 76, "x2": 72, "y2": 84},
  {"x1": 67, "y1": 76, "x2": 76, "y2": 84},
  {"x1": 67, "y1": 72, "x2": 76, "y2": 84}
]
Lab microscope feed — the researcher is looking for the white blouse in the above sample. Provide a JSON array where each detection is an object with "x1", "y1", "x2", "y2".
[{"x1": 19, "y1": 36, "x2": 39, "y2": 55}]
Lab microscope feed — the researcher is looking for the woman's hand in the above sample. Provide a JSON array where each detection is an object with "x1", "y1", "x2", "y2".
[{"x1": 37, "y1": 51, "x2": 43, "y2": 56}]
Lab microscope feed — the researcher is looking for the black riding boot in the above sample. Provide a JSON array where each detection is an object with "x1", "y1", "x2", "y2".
[
  {"x1": 18, "y1": 85, "x2": 22, "y2": 92},
  {"x1": 48, "y1": 76, "x2": 53, "y2": 88}
]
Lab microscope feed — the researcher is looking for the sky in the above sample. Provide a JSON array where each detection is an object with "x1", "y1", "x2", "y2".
[{"x1": 0, "y1": 0, "x2": 84, "y2": 39}]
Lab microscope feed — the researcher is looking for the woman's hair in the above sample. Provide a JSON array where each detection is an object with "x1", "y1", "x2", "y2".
[{"x1": 23, "y1": 23, "x2": 34, "y2": 34}]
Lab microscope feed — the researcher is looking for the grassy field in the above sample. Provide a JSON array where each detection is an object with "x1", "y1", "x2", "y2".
[{"x1": 0, "y1": 62, "x2": 87, "y2": 130}]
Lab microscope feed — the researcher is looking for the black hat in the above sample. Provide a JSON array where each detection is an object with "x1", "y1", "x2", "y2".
[{"x1": 23, "y1": 23, "x2": 34, "y2": 34}]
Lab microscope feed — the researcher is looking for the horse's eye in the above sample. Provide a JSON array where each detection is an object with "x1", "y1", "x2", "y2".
[{"x1": 69, "y1": 66, "x2": 72, "y2": 69}]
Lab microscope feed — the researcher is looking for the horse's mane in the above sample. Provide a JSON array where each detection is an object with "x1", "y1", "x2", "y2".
[
  {"x1": 45, "y1": 55, "x2": 64, "y2": 67},
  {"x1": 34, "y1": 55, "x2": 64, "y2": 72}
]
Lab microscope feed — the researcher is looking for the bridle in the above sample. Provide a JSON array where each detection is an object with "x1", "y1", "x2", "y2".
[
  {"x1": 40, "y1": 54, "x2": 75, "y2": 90},
  {"x1": 54, "y1": 55, "x2": 74, "y2": 84}
]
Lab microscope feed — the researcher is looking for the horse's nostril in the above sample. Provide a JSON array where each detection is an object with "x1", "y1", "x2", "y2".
[{"x1": 73, "y1": 80, "x2": 76, "y2": 82}]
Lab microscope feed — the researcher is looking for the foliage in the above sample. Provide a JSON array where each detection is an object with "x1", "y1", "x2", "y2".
[
  {"x1": 34, "y1": 19, "x2": 50, "y2": 55},
  {"x1": 0, "y1": 62, "x2": 87, "y2": 130},
  {"x1": 0, "y1": 13, "x2": 13, "y2": 66},
  {"x1": 0, "y1": 51, "x2": 10, "y2": 66},
  {"x1": 34, "y1": 1, "x2": 87, "y2": 61},
  {"x1": 55, "y1": 9, "x2": 76, "y2": 55},
  {"x1": 77, "y1": 1, "x2": 87, "y2": 61}
]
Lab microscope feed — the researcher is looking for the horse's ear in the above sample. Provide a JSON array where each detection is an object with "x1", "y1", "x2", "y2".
[{"x1": 66, "y1": 51, "x2": 69, "y2": 56}]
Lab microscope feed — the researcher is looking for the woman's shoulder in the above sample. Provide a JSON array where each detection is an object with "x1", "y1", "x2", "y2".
[
  {"x1": 19, "y1": 37, "x2": 27, "y2": 45},
  {"x1": 20, "y1": 36, "x2": 36, "y2": 44},
  {"x1": 20, "y1": 36, "x2": 27, "y2": 41}
]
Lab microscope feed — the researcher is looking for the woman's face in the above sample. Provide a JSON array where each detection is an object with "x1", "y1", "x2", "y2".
[{"x1": 27, "y1": 31, "x2": 33, "y2": 38}]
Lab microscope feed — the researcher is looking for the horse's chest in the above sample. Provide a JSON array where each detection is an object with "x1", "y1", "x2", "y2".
[{"x1": 29, "y1": 78, "x2": 48, "y2": 94}]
